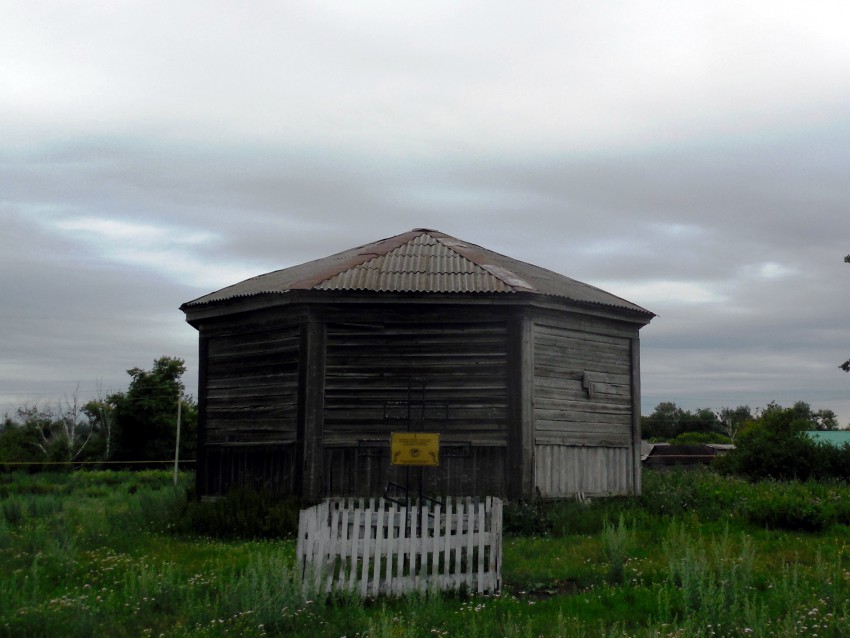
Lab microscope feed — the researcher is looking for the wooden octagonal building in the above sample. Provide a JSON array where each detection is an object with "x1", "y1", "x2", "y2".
[{"x1": 181, "y1": 229, "x2": 654, "y2": 500}]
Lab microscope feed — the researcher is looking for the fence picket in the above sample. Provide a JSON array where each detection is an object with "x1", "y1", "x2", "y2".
[
  {"x1": 431, "y1": 501, "x2": 442, "y2": 584},
  {"x1": 384, "y1": 500, "x2": 396, "y2": 592},
  {"x1": 337, "y1": 504, "x2": 350, "y2": 587},
  {"x1": 347, "y1": 503, "x2": 360, "y2": 591},
  {"x1": 452, "y1": 499, "x2": 463, "y2": 589},
  {"x1": 359, "y1": 498, "x2": 372, "y2": 597},
  {"x1": 442, "y1": 498, "x2": 453, "y2": 589}
]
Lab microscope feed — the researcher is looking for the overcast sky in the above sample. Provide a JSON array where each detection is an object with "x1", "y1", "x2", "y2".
[{"x1": 2, "y1": 1, "x2": 850, "y2": 426}]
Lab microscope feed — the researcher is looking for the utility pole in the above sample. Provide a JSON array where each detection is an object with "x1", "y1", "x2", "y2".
[{"x1": 173, "y1": 393, "x2": 182, "y2": 487}]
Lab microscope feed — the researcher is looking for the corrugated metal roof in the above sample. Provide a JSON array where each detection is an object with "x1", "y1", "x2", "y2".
[
  {"x1": 181, "y1": 228, "x2": 654, "y2": 318},
  {"x1": 314, "y1": 233, "x2": 515, "y2": 293}
]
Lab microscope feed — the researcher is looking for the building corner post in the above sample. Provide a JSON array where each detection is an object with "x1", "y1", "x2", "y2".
[
  {"x1": 508, "y1": 313, "x2": 535, "y2": 500},
  {"x1": 297, "y1": 320, "x2": 326, "y2": 502},
  {"x1": 630, "y1": 336, "x2": 642, "y2": 496}
]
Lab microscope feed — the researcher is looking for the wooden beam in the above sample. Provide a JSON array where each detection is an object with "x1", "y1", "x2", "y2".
[
  {"x1": 297, "y1": 320, "x2": 327, "y2": 500},
  {"x1": 196, "y1": 335, "x2": 209, "y2": 497},
  {"x1": 630, "y1": 336, "x2": 642, "y2": 496},
  {"x1": 507, "y1": 312, "x2": 534, "y2": 499}
]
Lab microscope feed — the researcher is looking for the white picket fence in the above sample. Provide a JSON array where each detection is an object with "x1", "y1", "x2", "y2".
[{"x1": 296, "y1": 496, "x2": 502, "y2": 597}]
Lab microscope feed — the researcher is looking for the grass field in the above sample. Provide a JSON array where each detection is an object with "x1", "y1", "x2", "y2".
[{"x1": 2, "y1": 469, "x2": 850, "y2": 637}]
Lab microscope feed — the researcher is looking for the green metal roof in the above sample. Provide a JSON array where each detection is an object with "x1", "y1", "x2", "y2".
[{"x1": 805, "y1": 430, "x2": 850, "y2": 446}]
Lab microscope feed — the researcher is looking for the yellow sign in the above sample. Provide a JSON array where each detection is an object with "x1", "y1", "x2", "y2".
[{"x1": 391, "y1": 432, "x2": 440, "y2": 466}]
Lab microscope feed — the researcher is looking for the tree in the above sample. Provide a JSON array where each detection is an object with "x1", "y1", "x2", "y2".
[
  {"x1": 0, "y1": 416, "x2": 45, "y2": 468},
  {"x1": 641, "y1": 402, "x2": 723, "y2": 440},
  {"x1": 52, "y1": 387, "x2": 96, "y2": 462},
  {"x1": 714, "y1": 404, "x2": 817, "y2": 480},
  {"x1": 109, "y1": 356, "x2": 197, "y2": 464},
  {"x1": 814, "y1": 409, "x2": 839, "y2": 431},
  {"x1": 717, "y1": 405, "x2": 753, "y2": 443},
  {"x1": 842, "y1": 255, "x2": 850, "y2": 372},
  {"x1": 641, "y1": 402, "x2": 686, "y2": 439},
  {"x1": 83, "y1": 382, "x2": 117, "y2": 460},
  {"x1": 12, "y1": 393, "x2": 97, "y2": 463}
]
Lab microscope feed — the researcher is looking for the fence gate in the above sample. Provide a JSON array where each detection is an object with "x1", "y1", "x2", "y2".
[{"x1": 296, "y1": 496, "x2": 502, "y2": 597}]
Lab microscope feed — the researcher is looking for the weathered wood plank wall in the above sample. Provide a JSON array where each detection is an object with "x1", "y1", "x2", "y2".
[
  {"x1": 321, "y1": 320, "x2": 510, "y2": 496},
  {"x1": 323, "y1": 445, "x2": 506, "y2": 497},
  {"x1": 200, "y1": 443, "x2": 296, "y2": 495},
  {"x1": 192, "y1": 302, "x2": 643, "y2": 500},
  {"x1": 205, "y1": 326, "x2": 301, "y2": 444},
  {"x1": 199, "y1": 325, "x2": 301, "y2": 494},
  {"x1": 531, "y1": 318, "x2": 636, "y2": 497}
]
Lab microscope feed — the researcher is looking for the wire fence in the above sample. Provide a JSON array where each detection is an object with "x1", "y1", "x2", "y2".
[{"x1": 0, "y1": 459, "x2": 196, "y2": 467}]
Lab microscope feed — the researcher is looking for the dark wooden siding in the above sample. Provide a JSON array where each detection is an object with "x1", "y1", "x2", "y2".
[
  {"x1": 321, "y1": 320, "x2": 510, "y2": 496},
  {"x1": 205, "y1": 327, "x2": 300, "y2": 445},
  {"x1": 200, "y1": 326, "x2": 301, "y2": 495},
  {"x1": 323, "y1": 445, "x2": 506, "y2": 497},
  {"x1": 323, "y1": 321, "x2": 509, "y2": 441},
  {"x1": 199, "y1": 444, "x2": 296, "y2": 495}
]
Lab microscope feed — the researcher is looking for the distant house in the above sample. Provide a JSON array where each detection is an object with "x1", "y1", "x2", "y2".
[
  {"x1": 181, "y1": 229, "x2": 654, "y2": 500},
  {"x1": 641, "y1": 442, "x2": 729, "y2": 468}
]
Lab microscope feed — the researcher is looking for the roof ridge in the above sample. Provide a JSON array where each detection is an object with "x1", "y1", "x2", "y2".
[
  {"x1": 287, "y1": 229, "x2": 430, "y2": 290},
  {"x1": 315, "y1": 230, "x2": 517, "y2": 293},
  {"x1": 431, "y1": 234, "x2": 537, "y2": 292}
]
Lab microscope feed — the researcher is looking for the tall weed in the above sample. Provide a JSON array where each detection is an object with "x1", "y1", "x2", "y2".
[{"x1": 600, "y1": 515, "x2": 631, "y2": 584}]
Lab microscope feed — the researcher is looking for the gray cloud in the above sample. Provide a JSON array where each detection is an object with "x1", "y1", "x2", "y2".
[{"x1": 2, "y1": 2, "x2": 850, "y2": 423}]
